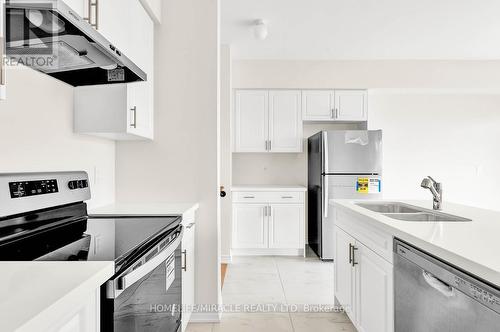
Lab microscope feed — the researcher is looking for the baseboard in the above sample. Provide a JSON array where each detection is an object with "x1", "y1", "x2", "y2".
[
  {"x1": 189, "y1": 312, "x2": 221, "y2": 323},
  {"x1": 221, "y1": 255, "x2": 232, "y2": 264},
  {"x1": 231, "y1": 248, "x2": 304, "y2": 256}
]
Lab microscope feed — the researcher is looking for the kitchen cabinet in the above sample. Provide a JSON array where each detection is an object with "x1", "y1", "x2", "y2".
[
  {"x1": 234, "y1": 90, "x2": 303, "y2": 153},
  {"x1": 232, "y1": 204, "x2": 268, "y2": 248},
  {"x1": 301, "y1": 90, "x2": 335, "y2": 121},
  {"x1": 302, "y1": 90, "x2": 367, "y2": 122},
  {"x1": 232, "y1": 188, "x2": 306, "y2": 255},
  {"x1": 51, "y1": 290, "x2": 100, "y2": 332},
  {"x1": 64, "y1": 0, "x2": 86, "y2": 17},
  {"x1": 181, "y1": 211, "x2": 196, "y2": 332},
  {"x1": 74, "y1": 0, "x2": 155, "y2": 140},
  {"x1": 334, "y1": 226, "x2": 355, "y2": 321},
  {"x1": 334, "y1": 222, "x2": 394, "y2": 332},
  {"x1": 355, "y1": 241, "x2": 393, "y2": 332}
]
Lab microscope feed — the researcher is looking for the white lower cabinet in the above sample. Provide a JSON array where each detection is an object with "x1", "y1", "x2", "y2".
[
  {"x1": 334, "y1": 225, "x2": 394, "y2": 332},
  {"x1": 50, "y1": 289, "x2": 100, "y2": 332},
  {"x1": 232, "y1": 190, "x2": 305, "y2": 255},
  {"x1": 181, "y1": 213, "x2": 196, "y2": 332}
]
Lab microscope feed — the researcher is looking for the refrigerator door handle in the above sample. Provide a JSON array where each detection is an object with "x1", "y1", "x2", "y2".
[{"x1": 323, "y1": 175, "x2": 329, "y2": 218}]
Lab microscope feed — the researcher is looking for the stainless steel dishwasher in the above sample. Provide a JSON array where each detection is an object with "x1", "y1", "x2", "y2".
[{"x1": 394, "y1": 238, "x2": 500, "y2": 332}]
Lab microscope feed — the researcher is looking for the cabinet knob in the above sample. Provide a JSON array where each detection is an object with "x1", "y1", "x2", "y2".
[{"x1": 220, "y1": 186, "x2": 227, "y2": 198}]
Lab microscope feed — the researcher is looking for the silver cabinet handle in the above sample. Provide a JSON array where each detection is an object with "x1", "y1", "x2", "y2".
[
  {"x1": 335, "y1": 108, "x2": 339, "y2": 119},
  {"x1": 265, "y1": 140, "x2": 268, "y2": 151},
  {"x1": 348, "y1": 243, "x2": 353, "y2": 264},
  {"x1": 186, "y1": 222, "x2": 195, "y2": 229},
  {"x1": 263, "y1": 206, "x2": 267, "y2": 217},
  {"x1": 351, "y1": 245, "x2": 359, "y2": 266},
  {"x1": 182, "y1": 250, "x2": 187, "y2": 271},
  {"x1": 130, "y1": 106, "x2": 137, "y2": 128},
  {"x1": 243, "y1": 196, "x2": 255, "y2": 199},
  {"x1": 281, "y1": 196, "x2": 293, "y2": 199},
  {"x1": 269, "y1": 140, "x2": 272, "y2": 151},
  {"x1": 268, "y1": 206, "x2": 271, "y2": 217},
  {"x1": 331, "y1": 109, "x2": 335, "y2": 119},
  {"x1": 84, "y1": 0, "x2": 99, "y2": 29}
]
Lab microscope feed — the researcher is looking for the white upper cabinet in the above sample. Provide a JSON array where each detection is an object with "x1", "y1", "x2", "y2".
[
  {"x1": 302, "y1": 90, "x2": 335, "y2": 121},
  {"x1": 74, "y1": 0, "x2": 155, "y2": 140},
  {"x1": 335, "y1": 90, "x2": 368, "y2": 121},
  {"x1": 303, "y1": 89, "x2": 368, "y2": 122},
  {"x1": 234, "y1": 90, "x2": 303, "y2": 153},
  {"x1": 269, "y1": 90, "x2": 303, "y2": 153},
  {"x1": 234, "y1": 90, "x2": 269, "y2": 152}
]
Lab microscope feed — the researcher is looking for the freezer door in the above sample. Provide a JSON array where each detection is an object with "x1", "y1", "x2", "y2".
[
  {"x1": 324, "y1": 130, "x2": 382, "y2": 174},
  {"x1": 322, "y1": 175, "x2": 382, "y2": 260}
]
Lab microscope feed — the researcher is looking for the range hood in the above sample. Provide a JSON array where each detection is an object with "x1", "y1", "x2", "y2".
[{"x1": 5, "y1": 0, "x2": 146, "y2": 86}]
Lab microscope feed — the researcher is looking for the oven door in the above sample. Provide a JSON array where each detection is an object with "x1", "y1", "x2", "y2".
[{"x1": 102, "y1": 226, "x2": 183, "y2": 332}]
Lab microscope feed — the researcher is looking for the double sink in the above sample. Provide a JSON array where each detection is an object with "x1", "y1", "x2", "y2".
[{"x1": 356, "y1": 202, "x2": 471, "y2": 222}]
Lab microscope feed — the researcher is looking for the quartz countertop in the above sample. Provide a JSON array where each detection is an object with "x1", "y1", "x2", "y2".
[
  {"x1": 333, "y1": 199, "x2": 500, "y2": 287},
  {"x1": 232, "y1": 185, "x2": 307, "y2": 192},
  {"x1": 89, "y1": 202, "x2": 199, "y2": 218},
  {"x1": 0, "y1": 261, "x2": 114, "y2": 332}
]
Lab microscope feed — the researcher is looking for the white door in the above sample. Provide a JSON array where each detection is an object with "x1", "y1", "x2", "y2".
[
  {"x1": 302, "y1": 90, "x2": 335, "y2": 121},
  {"x1": 268, "y1": 90, "x2": 302, "y2": 152},
  {"x1": 354, "y1": 242, "x2": 394, "y2": 332},
  {"x1": 335, "y1": 90, "x2": 368, "y2": 121},
  {"x1": 334, "y1": 226, "x2": 355, "y2": 321},
  {"x1": 232, "y1": 204, "x2": 268, "y2": 248},
  {"x1": 234, "y1": 90, "x2": 269, "y2": 152},
  {"x1": 182, "y1": 223, "x2": 196, "y2": 331},
  {"x1": 268, "y1": 204, "x2": 303, "y2": 249}
]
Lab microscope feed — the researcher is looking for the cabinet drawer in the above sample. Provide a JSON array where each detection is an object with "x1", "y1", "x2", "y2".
[{"x1": 233, "y1": 191, "x2": 304, "y2": 204}]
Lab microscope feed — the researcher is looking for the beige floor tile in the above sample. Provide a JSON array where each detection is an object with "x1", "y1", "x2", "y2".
[
  {"x1": 291, "y1": 313, "x2": 356, "y2": 332},
  {"x1": 213, "y1": 313, "x2": 293, "y2": 332},
  {"x1": 185, "y1": 323, "x2": 214, "y2": 332}
]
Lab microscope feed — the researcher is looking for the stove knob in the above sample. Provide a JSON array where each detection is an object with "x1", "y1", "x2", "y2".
[{"x1": 68, "y1": 181, "x2": 77, "y2": 190}]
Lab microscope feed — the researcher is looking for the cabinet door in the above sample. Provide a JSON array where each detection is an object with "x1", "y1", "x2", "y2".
[
  {"x1": 302, "y1": 90, "x2": 335, "y2": 121},
  {"x1": 268, "y1": 204, "x2": 304, "y2": 249},
  {"x1": 334, "y1": 226, "x2": 355, "y2": 321},
  {"x1": 269, "y1": 90, "x2": 303, "y2": 153},
  {"x1": 232, "y1": 204, "x2": 268, "y2": 248},
  {"x1": 335, "y1": 90, "x2": 368, "y2": 121},
  {"x1": 182, "y1": 223, "x2": 196, "y2": 332},
  {"x1": 354, "y1": 242, "x2": 394, "y2": 332},
  {"x1": 234, "y1": 90, "x2": 269, "y2": 152}
]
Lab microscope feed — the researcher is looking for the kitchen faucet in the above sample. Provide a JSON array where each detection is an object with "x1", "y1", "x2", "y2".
[{"x1": 421, "y1": 176, "x2": 443, "y2": 210}]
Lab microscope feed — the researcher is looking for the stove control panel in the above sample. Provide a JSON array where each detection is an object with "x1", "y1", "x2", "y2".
[
  {"x1": 9, "y1": 179, "x2": 59, "y2": 199},
  {"x1": 68, "y1": 179, "x2": 89, "y2": 190}
]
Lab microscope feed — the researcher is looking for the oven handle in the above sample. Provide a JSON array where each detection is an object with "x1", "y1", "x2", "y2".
[{"x1": 107, "y1": 227, "x2": 183, "y2": 299}]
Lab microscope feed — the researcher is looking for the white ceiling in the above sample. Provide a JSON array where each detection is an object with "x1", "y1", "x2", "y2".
[{"x1": 222, "y1": 0, "x2": 500, "y2": 60}]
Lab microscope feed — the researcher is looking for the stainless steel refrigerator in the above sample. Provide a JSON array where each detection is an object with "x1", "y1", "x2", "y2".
[{"x1": 308, "y1": 130, "x2": 383, "y2": 260}]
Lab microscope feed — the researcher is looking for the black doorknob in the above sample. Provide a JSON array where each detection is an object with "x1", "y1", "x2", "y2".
[{"x1": 220, "y1": 186, "x2": 227, "y2": 198}]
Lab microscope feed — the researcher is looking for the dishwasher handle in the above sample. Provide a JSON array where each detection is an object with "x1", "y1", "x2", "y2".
[{"x1": 423, "y1": 271, "x2": 454, "y2": 297}]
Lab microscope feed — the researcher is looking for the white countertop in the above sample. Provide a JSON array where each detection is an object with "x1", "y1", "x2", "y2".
[
  {"x1": 333, "y1": 199, "x2": 500, "y2": 287},
  {"x1": 0, "y1": 261, "x2": 114, "y2": 332},
  {"x1": 89, "y1": 202, "x2": 199, "y2": 218},
  {"x1": 232, "y1": 185, "x2": 307, "y2": 192}
]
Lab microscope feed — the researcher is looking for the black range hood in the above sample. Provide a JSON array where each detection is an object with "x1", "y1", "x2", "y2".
[{"x1": 5, "y1": 0, "x2": 146, "y2": 86}]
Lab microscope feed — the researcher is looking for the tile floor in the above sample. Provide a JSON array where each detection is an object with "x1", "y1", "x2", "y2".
[{"x1": 186, "y1": 253, "x2": 357, "y2": 332}]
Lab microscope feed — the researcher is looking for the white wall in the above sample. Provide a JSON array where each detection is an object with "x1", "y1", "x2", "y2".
[
  {"x1": 220, "y1": 45, "x2": 233, "y2": 260},
  {"x1": 0, "y1": 68, "x2": 115, "y2": 209},
  {"x1": 115, "y1": 0, "x2": 221, "y2": 318},
  {"x1": 369, "y1": 92, "x2": 500, "y2": 210},
  {"x1": 231, "y1": 60, "x2": 500, "y2": 212}
]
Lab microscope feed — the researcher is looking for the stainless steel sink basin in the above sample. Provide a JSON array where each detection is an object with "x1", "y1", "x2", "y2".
[
  {"x1": 356, "y1": 202, "x2": 425, "y2": 214},
  {"x1": 355, "y1": 202, "x2": 471, "y2": 222},
  {"x1": 383, "y1": 212, "x2": 471, "y2": 222}
]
